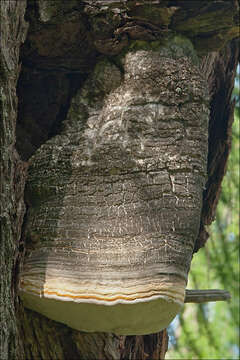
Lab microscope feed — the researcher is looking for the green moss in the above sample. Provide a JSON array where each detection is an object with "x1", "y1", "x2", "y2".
[
  {"x1": 195, "y1": 27, "x2": 239, "y2": 55},
  {"x1": 115, "y1": 35, "x2": 199, "y2": 67},
  {"x1": 94, "y1": 58, "x2": 111, "y2": 77},
  {"x1": 129, "y1": 40, "x2": 162, "y2": 51},
  {"x1": 167, "y1": 35, "x2": 199, "y2": 65},
  {"x1": 38, "y1": 0, "x2": 60, "y2": 22},
  {"x1": 38, "y1": 0, "x2": 80, "y2": 23},
  {"x1": 174, "y1": 7, "x2": 236, "y2": 35},
  {"x1": 129, "y1": 4, "x2": 177, "y2": 27}
]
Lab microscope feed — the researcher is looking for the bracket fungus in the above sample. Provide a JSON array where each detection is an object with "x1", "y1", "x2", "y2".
[{"x1": 19, "y1": 38, "x2": 209, "y2": 335}]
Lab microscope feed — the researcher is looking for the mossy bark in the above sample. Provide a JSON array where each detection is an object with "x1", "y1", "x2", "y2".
[{"x1": 0, "y1": 1, "x2": 239, "y2": 359}]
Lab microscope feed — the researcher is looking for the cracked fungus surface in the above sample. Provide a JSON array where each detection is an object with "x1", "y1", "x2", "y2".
[{"x1": 20, "y1": 41, "x2": 209, "y2": 334}]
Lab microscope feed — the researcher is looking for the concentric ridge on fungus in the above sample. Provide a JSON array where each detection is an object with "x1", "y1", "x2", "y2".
[
  {"x1": 19, "y1": 41, "x2": 209, "y2": 335},
  {"x1": 20, "y1": 276, "x2": 186, "y2": 304}
]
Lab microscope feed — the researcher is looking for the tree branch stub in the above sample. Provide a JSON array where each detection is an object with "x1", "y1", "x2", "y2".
[{"x1": 185, "y1": 289, "x2": 231, "y2": 303}]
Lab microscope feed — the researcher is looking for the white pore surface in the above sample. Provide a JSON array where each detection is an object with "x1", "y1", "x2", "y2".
[{"x1": 20, "y1": 291, "x2": 182, "y2": 335}]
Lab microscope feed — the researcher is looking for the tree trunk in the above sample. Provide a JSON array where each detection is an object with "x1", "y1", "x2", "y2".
[
  {"x1": 0, "y1": 2, "x2": 28, "y2": 359},
  {"x1": 0, "y1": 1, "x2": 239, "y2": 359}
]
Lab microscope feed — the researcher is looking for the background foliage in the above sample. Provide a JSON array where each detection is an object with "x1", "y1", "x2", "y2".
[{"x1": 166, "y1": 70, "x2": 239, "y2": 360}]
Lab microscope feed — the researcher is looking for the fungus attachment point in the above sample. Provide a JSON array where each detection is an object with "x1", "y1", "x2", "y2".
[{"x1": 20, "y1": 43, "x2": 209, "y2": 335}]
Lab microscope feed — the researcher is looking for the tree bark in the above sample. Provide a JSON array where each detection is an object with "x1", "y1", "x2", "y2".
[
  {"x1": 0, "y1": 1, "x2": 239, "y2": 359},
  {"x1": 0, "y1": 2, "x2": 28, "y2": 359}
]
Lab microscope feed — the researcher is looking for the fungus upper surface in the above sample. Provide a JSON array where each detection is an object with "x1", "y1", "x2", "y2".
[{"x1": 20, "y1": 41, "x2": 209, "y2": 334}]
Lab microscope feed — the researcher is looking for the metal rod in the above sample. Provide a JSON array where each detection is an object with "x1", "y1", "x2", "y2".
[{"x1": 184, "y1": 289, "x2": 231, "y2": 303}]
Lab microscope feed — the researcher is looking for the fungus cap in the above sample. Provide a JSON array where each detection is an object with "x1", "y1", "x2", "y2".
[
  {"x1": 20, "y1": 265, "x2": 185, "y2": 334},
  {"x1": 19, "y1": 47, "x2": 208, "y2": 335}
]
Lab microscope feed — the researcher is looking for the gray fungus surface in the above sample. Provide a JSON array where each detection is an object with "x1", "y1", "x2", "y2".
[{"x1": 20, "y1": 38, "x2": 209, "y2": 334}]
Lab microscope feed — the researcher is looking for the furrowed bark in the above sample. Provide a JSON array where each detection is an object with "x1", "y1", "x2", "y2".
[{"x1": 0, "y1": 2, "x2": 28, "y2": 359}]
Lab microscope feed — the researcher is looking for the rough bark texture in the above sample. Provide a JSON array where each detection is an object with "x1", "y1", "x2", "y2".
[
  {"x1": 0, "y1": 2, "x2": 28, "y2": 360},
  {"x1": 196, "y1": 39, "x2": 240, "y2": 250},
  {"x1": 208, "y1": 45, "x2": 238, "y2": 213},
  {"x1": 20, "y1": 307, "x2": 169, "y2": 360},
  {"x1": 0, "y1": 0, "x2": 239, "y2": 359}
]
